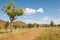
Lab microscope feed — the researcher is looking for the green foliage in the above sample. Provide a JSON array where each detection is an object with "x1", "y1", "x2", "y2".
[
  {"x1": 2, "y1": 0, "x2": 24, "y2": 22},
  {"x1": 4, "y1": 22, "x2": 9, "y2": 30},
  {"x1": 2, "y1": 0, "x2": 24, "y2": 32},
  {"x1": 57, "y1": 24, "x2": 60, "y2": 27},
  {"x1": 36, "y1": 24, "x2": 39, "y2": 28},
  {"x1": 17, "y1": 9, "x2": 24, "y2": 16},
  {"x1": 50, "y1": 21, "x2": 54, "y2": 27},
  {"x1": 28, "y1": 24, "x2": 34, "y2": 28},
  {"x1": 13, "y1": 24, "x2": 20, "y2": 29},
  {"x1": 0, "y1": 26, "x2": 2, "y2": 30}
]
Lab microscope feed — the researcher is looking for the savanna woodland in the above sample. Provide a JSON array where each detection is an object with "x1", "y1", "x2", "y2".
[{"x1": 0, "y1": 0, "x2": 60, "y2": 40}]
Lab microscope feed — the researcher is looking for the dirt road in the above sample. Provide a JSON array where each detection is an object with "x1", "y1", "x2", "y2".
[{"x1": 11, "y1": 28, "x2": 45, "y2": 40}]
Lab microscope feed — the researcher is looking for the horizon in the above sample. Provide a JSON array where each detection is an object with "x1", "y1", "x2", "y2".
[{"x1": 0, "y1": 0, "x2": 60, "y2": 24}]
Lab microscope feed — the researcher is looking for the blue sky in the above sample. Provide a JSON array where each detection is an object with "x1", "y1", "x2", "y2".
[{"x1": 0, "y1": 0, "x2": 60, "y2": 24}]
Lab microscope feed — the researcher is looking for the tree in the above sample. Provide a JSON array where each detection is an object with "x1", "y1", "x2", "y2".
[
  {"x1": 57, "y1": 24, "x2": 60, "y2": 27},
  {"x1": 4, "y1": 22, "x2": 9, "y2": 31},
  {"x1": 2, "y1": 0, "x2": 24, "y2": 32},
  {"x1": 50, "y1": 21, "x2": 54, "y2": 27},
  {"x1": 13, "y1": 24, "x2": 20, "y2": 29},
  {"x1": 28, "y1": 24, "x2": 34, "y2": 28},
  {"x1": 0, "y1": 26, "x2": 2, "y2": 30}
]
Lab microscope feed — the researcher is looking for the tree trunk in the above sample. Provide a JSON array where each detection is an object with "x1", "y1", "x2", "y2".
[
  {"x1": 10, "y1": 18, "x2": 14, "y2": 32},
  {"x1": 10, "y1": 21, "x2": 13, "y2": 32}
]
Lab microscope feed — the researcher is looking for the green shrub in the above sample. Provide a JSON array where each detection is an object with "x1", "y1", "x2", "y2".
[
  {"x1": 4, "y1": 22, "x2": 9, "y2": 30},
  {"x1": 28, "y1": 24, "x2": 34, "y2": 28},
  {"x1": 0, "y1": 26, "x2": 2, "y2": 30},
  {"x1": 13, "y1": 24, "x2": 20, "y2": 29}
]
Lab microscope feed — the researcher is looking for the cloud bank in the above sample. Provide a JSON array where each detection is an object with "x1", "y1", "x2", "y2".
[
  {"x1": 24, "y1": 8, "x2": 44, "y2": 15},
  {"x1": 23, "y1": 16, "x2": 60, "y2": 24}
]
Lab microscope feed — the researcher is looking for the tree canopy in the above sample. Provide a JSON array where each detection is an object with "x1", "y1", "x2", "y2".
[{"x1": 2, "y1": 0, "x2": 24, "y2": 22}]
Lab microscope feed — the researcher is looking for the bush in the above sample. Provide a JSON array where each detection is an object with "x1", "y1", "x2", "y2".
[
  {"x1": 28, "y1": 24, "x2": 34, "y2": 28},
  {"x1": 50, "y1": 21, "x2": 54, "y2": 27},
  {"x1": 13, "y1": 24, "x2": 20, "y2": 29},
  {"x1": 0, "y1": 26, "x2": 2, "y2": 30},
  {"x1": 4, "y1": 22, "x2": 9, "y2": 30}
]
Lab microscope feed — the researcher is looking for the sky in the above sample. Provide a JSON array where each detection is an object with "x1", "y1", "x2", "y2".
[{"x1": 0, "y1": 0, "x2": 60, "y2": 24}]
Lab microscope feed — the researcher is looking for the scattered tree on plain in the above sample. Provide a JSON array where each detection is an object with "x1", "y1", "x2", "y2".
[
  {"x1": 2, "y1": 0, "x2": 24, "y2": 32},
  {"x1": 50, "y1": 21, "x2": 54, "y2": 27}
]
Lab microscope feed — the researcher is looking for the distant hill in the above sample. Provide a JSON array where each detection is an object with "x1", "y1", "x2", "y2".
[
  {"x1": 0, "y1": 20, "x2": 53, "y2": 28},
  {"x1": 13, "y1": 21, "x2": 28, "y2": 28},
  {"x1": 0, "y1": 20, "x2": 28, "y2": 28},
  {"x1": 0, "y1": 20, "x2": 6, "y2": 27}
]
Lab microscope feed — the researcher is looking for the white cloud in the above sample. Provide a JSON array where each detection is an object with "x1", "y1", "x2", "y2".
[
  {"x1": 24, "y1": 8, "x2": 36, "y2": 15},
  {"x1": 40, "y1": 16, "x2": 51, "y2": 24},
  {"x1": 37, "y1": 8, "x2": 44, "y2": 13},
  {"x1": 54, "y1": 18, "x2": 60, "y2": 24},
  {"x1": 22, "y1": 16, "x2": 60, "y2": 24},
  {"x1": 24, "y1": 19, "x2": 51, "y2": 24},
  {"x1": 22, "y1": 16, "x2": 51, "y2": 24},
  {"x1": 25, "y1": 19, "x2": 32, "y2": 22},
  {"x1": 24, "y1": 19, "x2": 37, "y2": 23},
  {"x1": 42, "y1": 16, "x2": 51, "y2": 21},
  {"x1": 24, "y1": 8, "x2": 44, "y2": 15}
]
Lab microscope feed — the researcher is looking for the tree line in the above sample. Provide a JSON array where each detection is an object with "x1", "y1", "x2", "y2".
[{"x1": 0, "y1": 21, "x2": 60, "y2": 30}]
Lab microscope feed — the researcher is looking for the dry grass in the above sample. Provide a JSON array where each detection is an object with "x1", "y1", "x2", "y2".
[
  {"x1": 0, "y1": 27, "x2": 60, "y2": 40},
  {"x1": 33, "y1": 27, "x2": 60, "y2": 40}
]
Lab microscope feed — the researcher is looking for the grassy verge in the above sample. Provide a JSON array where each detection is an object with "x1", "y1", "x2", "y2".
[
  {"x1": 33, "y1": 27, "x2": 60, "y2": 40},
  {"x1": 0, "y1": 27, "x2": 60, "y2": 40}
]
